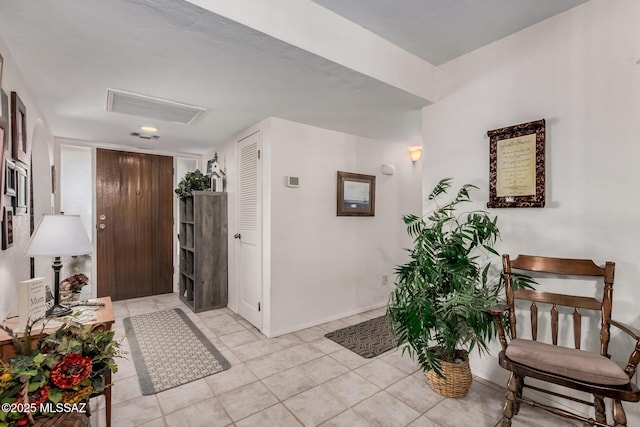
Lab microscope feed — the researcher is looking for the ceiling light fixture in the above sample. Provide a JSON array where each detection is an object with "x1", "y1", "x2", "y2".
[{"x1": 140, "y1": 125, "x2": 158, "y2": 133}]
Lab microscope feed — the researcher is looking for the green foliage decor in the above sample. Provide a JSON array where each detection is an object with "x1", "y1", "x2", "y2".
[
  {"x1": 387, "y1": 178, "x2": 507, "y2": 378},
  {"x1": 175, "y1": 169, "x2": 211, "y2": 199},
  {"x1": 0, "y1": 319, "x2": 124, "y2": 426}
]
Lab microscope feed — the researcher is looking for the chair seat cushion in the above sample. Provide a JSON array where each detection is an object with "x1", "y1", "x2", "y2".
[{"x1": 505, "y1": 339, "x2": 629, "y2": 386}]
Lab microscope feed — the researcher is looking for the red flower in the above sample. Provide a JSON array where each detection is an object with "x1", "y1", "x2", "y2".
[
  {"x1": 50, "y1": 353, "x2": 92, "y2": 389},
  {"x1": 28, "y1": 385, "x2": 50, "y2": 406},
  {"x1": 16, "y1": 417, "x2": 29, "y2": 426}
]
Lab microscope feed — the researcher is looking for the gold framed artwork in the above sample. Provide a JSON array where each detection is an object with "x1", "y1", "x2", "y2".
[
  {"x1": 337, "y1": 171, "x2": 376, "y2": 216},
  {"x1": 487, "y1": 119, "x2": 545, "y2": 208}
]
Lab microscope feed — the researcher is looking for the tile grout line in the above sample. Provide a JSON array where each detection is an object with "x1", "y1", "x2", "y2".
[{"x1": 117, "y1": 294, "x2": 517, "y2": 426}]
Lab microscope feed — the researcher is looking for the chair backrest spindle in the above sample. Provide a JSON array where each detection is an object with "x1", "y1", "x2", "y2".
[
  {"x1": 551, "y1": 304, "x2": 559, "y2": 345},
  {"x1": 530, "y1": 302, "x2": 538, "y2": 341},
  {"x1": 573, "y1": 308, "x2": 582, "y2": 349}
]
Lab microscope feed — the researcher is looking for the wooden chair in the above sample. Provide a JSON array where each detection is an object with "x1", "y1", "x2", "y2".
[{"x1": 491, "y1": 255, "x2": 640, "y2": 426}]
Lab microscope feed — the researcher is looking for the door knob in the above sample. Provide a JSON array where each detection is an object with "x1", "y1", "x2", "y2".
[
  {"x1": 234, "y1": 233, "x2": 241, "y2": 239},
  {"x1": 99, "y1": 223, "x2": 106, "y2": 230}
]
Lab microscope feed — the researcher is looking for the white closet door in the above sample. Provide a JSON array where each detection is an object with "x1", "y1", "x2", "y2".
[{"x1": 237, "y1": 131, "x2": 262, "y2": 329}]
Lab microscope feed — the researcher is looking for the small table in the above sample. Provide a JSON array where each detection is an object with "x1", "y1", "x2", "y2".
[{"x1": 1, "y1": 297, "x2": 115, "y2": 427}]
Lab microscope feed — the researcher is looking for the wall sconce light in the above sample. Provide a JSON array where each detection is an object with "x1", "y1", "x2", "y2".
[{"x1": 409, "y1": 146, "x2": 422, "y2": 162}]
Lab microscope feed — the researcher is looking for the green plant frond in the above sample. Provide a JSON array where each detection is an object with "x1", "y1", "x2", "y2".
[
  {"x1": 510, "y1": 272, "x2": 538, "y2": 290},
  {"x1": 482, "y1": 245, "x2": 500, "y2": 256},
  {"x1": 428, "y1": 178, "x2": 453, "y2": 200},
  {"x1": 454, "y1": 184, "x2": 478, "y2": 204}
]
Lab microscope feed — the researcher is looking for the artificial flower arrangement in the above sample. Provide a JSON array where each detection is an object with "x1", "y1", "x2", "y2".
[
  {"x1": 0, "y1": 318, "x2": 124, "y2": 426},
  {"x1": 61, "y1": 274, "x2": 89, "y2": 294},
  {"x1": 59, "y1": 274, "x2": 90, "y2": 303}
]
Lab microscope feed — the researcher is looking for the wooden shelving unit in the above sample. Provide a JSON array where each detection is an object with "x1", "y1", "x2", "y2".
[{"x1": 178, "y1": 191, "x2": 228, "y2": 312}]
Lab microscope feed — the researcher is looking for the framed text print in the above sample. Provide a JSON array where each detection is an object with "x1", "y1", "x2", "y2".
[{"x1": 487, "y1": 119, "x2": 545, "y2": 208}]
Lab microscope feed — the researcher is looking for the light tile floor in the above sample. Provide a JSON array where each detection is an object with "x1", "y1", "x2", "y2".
[{"x1": 86, "y1": 293, "x2": 639, "y2": 427}]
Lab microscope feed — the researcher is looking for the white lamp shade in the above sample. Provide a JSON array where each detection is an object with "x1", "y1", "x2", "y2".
[{"x1": 26, "y1": 214, "x2": 93, "y2": 256}]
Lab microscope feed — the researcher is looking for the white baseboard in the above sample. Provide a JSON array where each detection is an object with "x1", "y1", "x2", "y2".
[{"x1": 268, "y1": 301, "x2": 388, "y2": 338}]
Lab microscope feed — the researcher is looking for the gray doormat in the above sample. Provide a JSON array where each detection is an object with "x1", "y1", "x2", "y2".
[
  {"x1": 324, "y1": 315, "x2": 396, "y2": 358},
  {"x1": 123, "y1": 308, "x2": 230, "y2": 395}
]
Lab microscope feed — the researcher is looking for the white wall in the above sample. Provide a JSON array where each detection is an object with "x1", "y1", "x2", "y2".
[
  {"x1": 0, "y1": 37, "x2": 54, "y2": 320},
  {"x1": 210, "y1": 117, "x2": 422, "y2": 337},
  {"x1": 423, "y1": 0, "x2": 640, "y2": 412},
  {"x1": 267, "y1": 117, "x2": 422, "y2": 336}
]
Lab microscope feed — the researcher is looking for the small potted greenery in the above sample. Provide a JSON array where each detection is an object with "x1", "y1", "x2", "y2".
[
  {"x1": 0, "y1": 319, "x2": 124, "y2": 426},
  {"x1": 387, "y1": 178, "x2": 520, "y2": 398},
  {"x1": 175, "y1": 169, "x2": 211, "y2": 200}
]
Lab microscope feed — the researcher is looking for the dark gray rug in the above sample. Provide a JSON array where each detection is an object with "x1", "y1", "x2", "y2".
[
  {"x1": 325, "y1": 315, "x2": 395, "y2": 358},
  {"x1": 123, "y1": 308, "x2": 230, "y2": 395}
]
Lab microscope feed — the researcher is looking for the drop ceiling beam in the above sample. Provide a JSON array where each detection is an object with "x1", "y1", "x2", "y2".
[{"x1": 186, "y1": 0, "x2": 441, "y2": 103}]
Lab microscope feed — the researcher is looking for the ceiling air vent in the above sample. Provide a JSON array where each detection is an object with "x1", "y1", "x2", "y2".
[{"x1": 106, "y1": 89, "x2": 206, "y2": 125}]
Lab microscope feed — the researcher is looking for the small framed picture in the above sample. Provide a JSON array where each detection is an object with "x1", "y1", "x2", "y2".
[
  {"x1": 2, "y1": 207, "x2": 13, "y2": 250},
  {"x1": 5, "y1": 158, "x2": 16, "y2": 197},
  {"x1": 14, "y1": 163, "x2": 28, "y2": 215},
  {"x1": 11, "y1": 91, "x2": 29, "y2": 164},
  {"x1": 337, "y1": 171, "x2": 376, "y2": 217},
  {"x1": 0, "y1": 117, "x2": 6, "y2": 209},
  {"x1": 0, "y1": 89, "x2": 8, "y2": 122}
]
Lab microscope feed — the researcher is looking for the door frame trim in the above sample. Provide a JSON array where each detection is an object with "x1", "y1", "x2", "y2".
[
  {"x1": 54, "y1": 138, "x2": 201, "y2": 300},
  {"x1": 231, "y1": 123, "x2": 270, "y2": 336}
]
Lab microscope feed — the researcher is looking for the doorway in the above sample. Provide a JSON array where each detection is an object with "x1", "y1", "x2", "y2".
[{"x1": 96, "y1": 149, "x2": 173, "y2": 300}]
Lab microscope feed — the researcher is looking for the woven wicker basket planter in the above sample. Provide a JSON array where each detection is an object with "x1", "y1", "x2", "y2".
[
  {"x1": 32, "y1": 411, "x2": 89, "y2": 427},
  {"x1": 424, "y1": 349, "x2": 472, "y2": 398}
]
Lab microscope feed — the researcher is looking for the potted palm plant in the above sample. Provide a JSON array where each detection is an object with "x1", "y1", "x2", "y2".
[{"x1": 387, "y1": 178, "x2": 513, "y2": 398}]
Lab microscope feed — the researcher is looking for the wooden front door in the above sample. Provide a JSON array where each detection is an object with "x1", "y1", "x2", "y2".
[{"x1": 96, "y1": 149, "x2": 173, "y2": 300}]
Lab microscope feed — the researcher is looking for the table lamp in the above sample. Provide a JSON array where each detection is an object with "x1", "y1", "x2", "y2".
[{"x1": 25, "y1": 214, "x2": 93, "y2": 316}]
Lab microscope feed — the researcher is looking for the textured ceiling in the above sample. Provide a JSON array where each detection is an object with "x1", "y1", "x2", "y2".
[
  {"x1": 312, "y1": 0, "x2": 590, "y2": 65},
  {"x1": 0, "y1": 0, "x2": 589, "y2": 154}
]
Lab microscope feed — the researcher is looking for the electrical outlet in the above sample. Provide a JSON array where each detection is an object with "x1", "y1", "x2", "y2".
[{"x1": 382, "y1": 274, "x2": 389, "y2": 286}]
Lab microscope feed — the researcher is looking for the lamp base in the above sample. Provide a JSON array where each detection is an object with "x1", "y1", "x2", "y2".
[{"x1": 47, "y1": 304, "x2": 72, "y2": 317}]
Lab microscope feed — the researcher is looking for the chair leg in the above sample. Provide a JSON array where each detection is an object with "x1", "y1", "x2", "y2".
[
  {"x1": 612, "y1": 399, "x2": 627, "y2": 427},
  {"x1": 501, "y1": 373, "x2": 519, "y2": 426},
  {"x1": 593, "y1": 395, "x2": 606, "y2": 425},
  {"x1": 513, "y1": 375, "x2": 524, "y2": 415}
]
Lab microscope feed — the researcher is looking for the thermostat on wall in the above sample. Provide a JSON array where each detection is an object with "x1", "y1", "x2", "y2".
[{"x1": 286, "y1": 176, "x2": 300, "y2": 188}]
